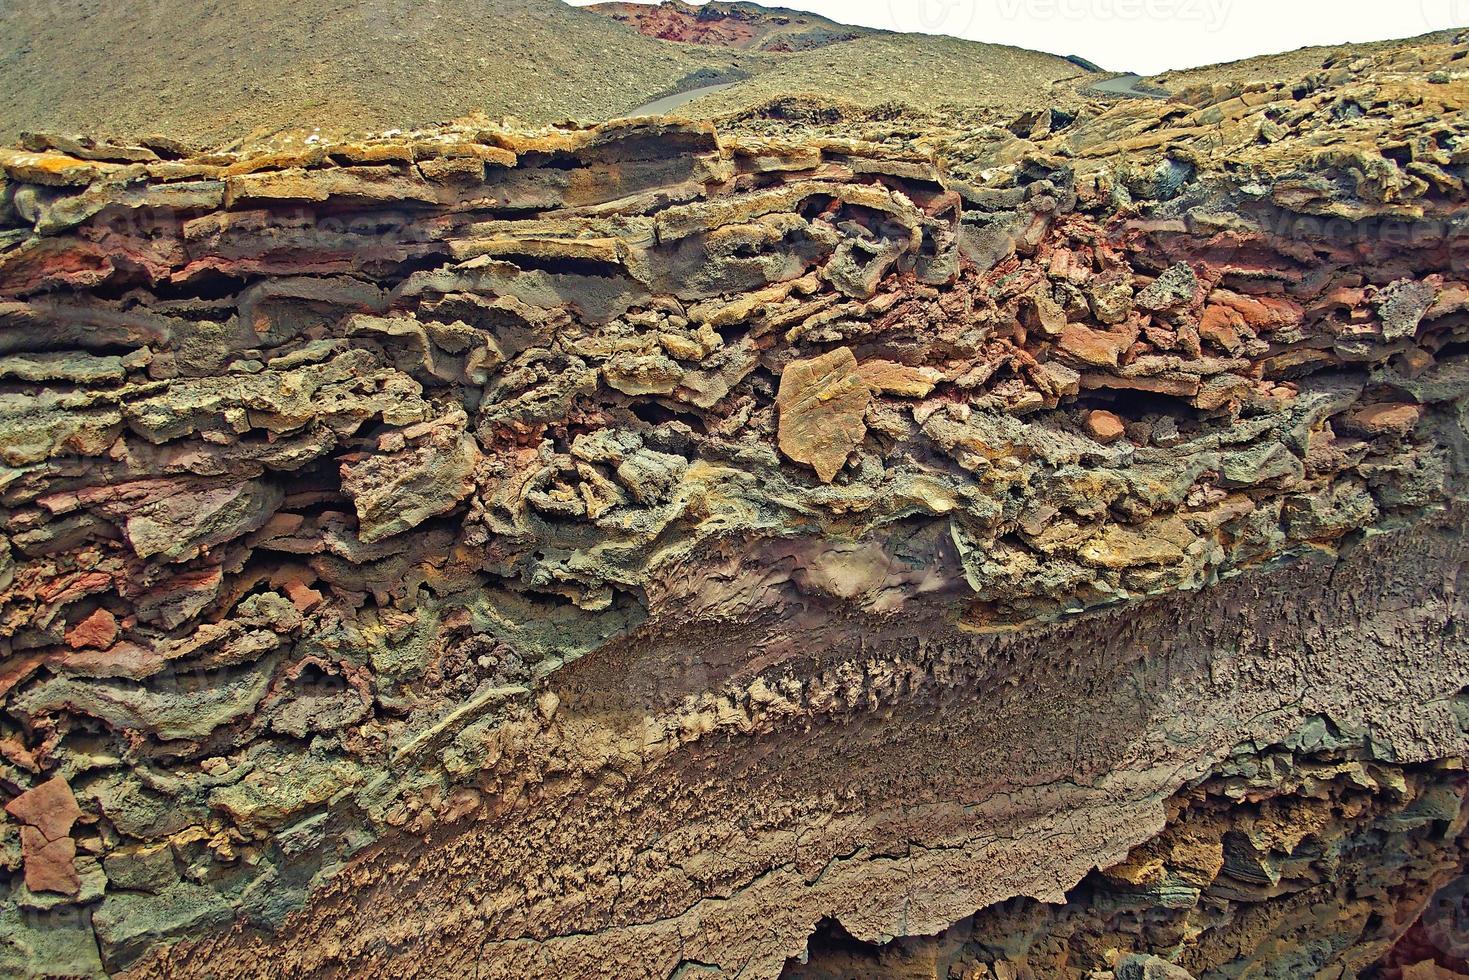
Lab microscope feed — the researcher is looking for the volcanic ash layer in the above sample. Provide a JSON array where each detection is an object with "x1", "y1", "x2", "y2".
[{"x1": 1, "y1": 53, "x2": 1468, "y2": 979}]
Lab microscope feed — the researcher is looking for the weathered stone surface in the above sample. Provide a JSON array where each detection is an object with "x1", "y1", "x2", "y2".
[
  {"x1": 1135, "y1": 262, "x2": 1198, "y2": 312},
  {"x1": 856, "y1": 359, "x2": 943, "y2": 398},
  {"x1": 339, "y1": 422, "x2": 478, "y2": 543},
  {"x1": 791, "y1": 744, "x2": 1469, "y2": 978},
  {"x1": 1377, "y1": 279, "x2": 1438, "y2": 341},
  {"x1": 776, "y1": 347, "x2": 872, "y2": 482},
  {"x1": 1086, "y1": 272, "x2": 1136, "y2": 324}
]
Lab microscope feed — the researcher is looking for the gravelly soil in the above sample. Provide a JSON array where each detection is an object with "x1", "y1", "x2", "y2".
[
  {"x1": 677, "y1": 32, "x2": 1090, "y2": 119},
  {"x1": 0, "y1": 0, "x2": 1088, "y2": 148},
  {"x1": 0, "y1": 0, "x2": 754, "y2": 147},
  {"x1": 1149, "y1": 27, "x2": 1465, "y2": 90}
]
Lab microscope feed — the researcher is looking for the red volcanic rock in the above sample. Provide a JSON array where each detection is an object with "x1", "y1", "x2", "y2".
[
  {"x1": 1206, "y1": 289, "x2": 1304, "y2": 333},
  {"x1": 5, "y1": 776, "x2": 82, "y2": 840},
  {"x1": 6, "y1": 777, "x2": 83, "y2": 896},
  {"x1": 282, "y1": 579, "x2": 325, "y2": 613},
  {"x1": 19, "y1": 828, "x2": 81, "y2": 895},
  {"x1": 595, "y1": 1, "x2": 757, "y2": 47},
  {"x1": 1346, "y1": 403, "x2": 1426, "y2": 437},
  {"x1": 1057, "y1": 322, "x2": 1136, "y2": 369},
  {"x1": 65, "y1": 607, "x2": 119, "y2": 649},
  {"x1": 1199, "y1": 304, "x2": 1247, "y2": 354},
  {"x1": 1085, "y1": 409, "x2": 1127, "y2": 444},
  {"x1": 587, "y1": 0, "x2": 864, "y2": 51}
]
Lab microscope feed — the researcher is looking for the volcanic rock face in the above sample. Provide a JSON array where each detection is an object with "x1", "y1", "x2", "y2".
[{"x1": 0, "y1": 44, "x2": 1467, "y2": 980}]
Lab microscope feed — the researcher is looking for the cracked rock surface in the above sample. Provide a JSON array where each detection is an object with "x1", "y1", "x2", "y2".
[{"x1": 1, "y1": 36, "x2": 1468, "y2": 979}]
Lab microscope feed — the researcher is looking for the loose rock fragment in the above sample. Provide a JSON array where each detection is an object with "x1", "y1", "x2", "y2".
[
  {"x1": 776, "y1": 347, "x2": 872, "y2": 482},
  {"x1": 1136, "y1": 262, "x2": 1198, "y2": 311},
  {"x1": 1085, "y1": 409, "x2": 1126, "y2": 444},
  {"x1": 6, "y1": 777, "x2": 83, "y2": 896}
]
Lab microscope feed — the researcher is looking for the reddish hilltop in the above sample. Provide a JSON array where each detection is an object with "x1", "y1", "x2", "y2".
[{"x1": 587, "y1": 0, "x2": 867, "y2": 51}]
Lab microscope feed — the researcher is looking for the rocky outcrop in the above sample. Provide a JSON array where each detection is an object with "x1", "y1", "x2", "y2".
[
  {"x1": 588, "y1": 0, "x2": 866, "y2": 52},
  {"x1": 0, "y1": 41, "x2": 1467, "y2": 978}
]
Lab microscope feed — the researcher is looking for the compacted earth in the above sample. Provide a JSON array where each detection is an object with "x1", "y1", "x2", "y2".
[
  {"x1": 0, "y1": 0, "x2": 1091, "y2": 148},
  {"x1": 1, "y1": 4, "x2": 1468, "y2": 979}
]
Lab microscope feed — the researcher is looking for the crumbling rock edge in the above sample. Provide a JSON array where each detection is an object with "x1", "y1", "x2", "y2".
[{"x1": 128, "y1": 506, "x2": 1469, "y2": 979}]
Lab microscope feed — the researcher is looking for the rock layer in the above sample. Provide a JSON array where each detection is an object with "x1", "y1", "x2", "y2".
[{"x1": 0, "y1": 41, "x2": 1468, "y2": 978}]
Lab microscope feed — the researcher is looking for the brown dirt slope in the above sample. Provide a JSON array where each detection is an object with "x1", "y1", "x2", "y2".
[
  {"x1": 678, "y1": 32, "x2": 1090, "y2": 119},
  {"x1": 0, "y1": 0, "x2": 1089, "y2": 149},
  {"x1": 0, "y1": 0, "x2": 751, "y2": 147}
]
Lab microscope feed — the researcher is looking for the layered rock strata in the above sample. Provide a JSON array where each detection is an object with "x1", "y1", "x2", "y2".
[{"x1": 0, "y1": 52, "x2": 1467, "y2": 978}]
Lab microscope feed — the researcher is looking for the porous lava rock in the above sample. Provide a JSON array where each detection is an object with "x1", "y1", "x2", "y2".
[{"x1": 1, "y1": 36, "x2": 1468, "y2": 979}]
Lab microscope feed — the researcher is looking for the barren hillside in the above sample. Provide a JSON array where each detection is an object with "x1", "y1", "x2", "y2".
[
  {"x1": 1150, "y1": 26, "x2": 1465, "y2": 89},
  {"x1": 680, "y1": 32, "x2": 1091, "y2": 118},
  {"x1": 0, "y1": 0, "x2": 1093, "y2": 148},
  {"x1": 0, "y1": 0, "x2": 749, "y2": 146}
]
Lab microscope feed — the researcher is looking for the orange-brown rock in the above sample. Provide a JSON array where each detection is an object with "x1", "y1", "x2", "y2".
[
  {"x1": 5, "y1": 776, "x2": 81, "y2": 840},
  {"x1": 64, "y1": 608, "x2": 119, "y2": 650},
  {"x1": 1199, "y1": 304, "x2": 1246, "y2": 354},
  {"x1": 776, "y1": 347, "x2": 872, "y2": 482},
  {"x1": 1057, "y1": 322, "x2": 1136, "y2": 369},
  {"x1": 1346, "y1": 403, "x2": 1425, "y2": 437},
  {"x1": 856, "y1": 359, "x2": 944, "y2": 398},
  {"x1": 1084, "y1": 409, "x2": 1126, "y2": 444},
  {"x1": 6, "y1": 777, "x2": 82, "y2": 896}
]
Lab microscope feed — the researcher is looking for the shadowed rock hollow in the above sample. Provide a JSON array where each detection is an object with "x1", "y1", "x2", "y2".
[{"x1": 1, "y1": 20, "x2": 1469, "y2": 980}]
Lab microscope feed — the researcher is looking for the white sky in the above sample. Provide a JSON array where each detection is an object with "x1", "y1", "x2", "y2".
[{"x1": 564, "y1": 0, "x2": 1469, "y2": 75}]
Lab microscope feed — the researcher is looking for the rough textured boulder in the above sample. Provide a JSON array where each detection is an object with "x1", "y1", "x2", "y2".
[{"x1": 1, "y1": 35, "x2": 1468, "y2": 979}]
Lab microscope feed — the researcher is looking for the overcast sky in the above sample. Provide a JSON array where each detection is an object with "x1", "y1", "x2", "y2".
[{"x1": 564, "y1": 0, "x2": 1468, "y2": 75}]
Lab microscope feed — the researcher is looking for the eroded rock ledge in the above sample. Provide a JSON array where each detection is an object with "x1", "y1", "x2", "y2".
[{"x1": 0, "y1": 50, "x2": 1467, "y2": 978}]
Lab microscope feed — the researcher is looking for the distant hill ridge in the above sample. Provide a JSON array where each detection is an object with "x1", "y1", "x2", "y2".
[
  {"x1": 586, "y1": 0, "x2": 870, "y2": 51},
  {"x1": 0, "y1": 0, "x2": 1091, "y2": 147},
  {"x1": 13, "y1": 0, "x2": 1451, "y2": 149}
]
